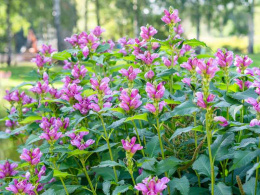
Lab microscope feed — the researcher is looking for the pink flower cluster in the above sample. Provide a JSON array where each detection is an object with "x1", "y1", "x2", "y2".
[
  {"x1": 140, "y1": 25, "x2": 157, "y2": 40},
  {"x1": 235, "y1": 79, "x2": 252, "y2": 91},
  {"x1": 234, "y1": 55, "x2": 253, "y2": 73},
  {"x1": 196, "y1": 92, "x2": 215, "y2": 109},
  {"x1": 119, "y1": 66, "x2": 141, "y2": 81},
  {"x1": 246, "y1": 97, "x2": 260, "y2": 126},
  {"x1": 4, "y1": 90, "x2": 34, "y2": 105},
  {"x1": 61, "y1": 83, "x2": 83, "y2": 102},
  {"x1": 121, "y1": 137, "x2": 143, "y2": 155},
  {"x1": 136, "y1": 51, "x2": 159, "y2": 66},
  {"x1": 73, "y1": 94, "x2": 93, "y2": 115},
  {"x1": 6, "y1": 179, "x2": 35, "y2": 194},
  {"x1": 0, "y1": 161, "x2": 18, "y2": 179},
  {"x1": 31, "y1": 54, "x2": 51, "y2": 69},
  {"x1": 214, "y1": 116, "x2": 228, "y2": 127},
  {"x1": 145, "y1": 70, "x2": 155, "y2": 80},
  {"x1": 67, "y1": 131, "x2": 95, "y2": 150},
  {"x1": 71, "y1": 65, "x2": 88, "y2": 80},
  {"x1": 215, "y1": 49, "x2": 233, "y2": 67},
  {"x1": 196, "y1": 58, "x2": 219, "y2": 79},
  {"x1": 161, "y1": 9, "x2": 181, "y2": 25},
  {"x1": 135, "y1": 176, "x2": 170, "y2": 195},
  {"x1": 162, "y1": 56, "x2": 178, "y2": 68},
  {"x1": 20, "y1": 148, "x2": 42, "y2": 165},
  {"x1": 39, "y1": 44, "x2": 56, "y2": 55},
  {"x1": 119, "y1": 88, "x2": 142, "y2": 112}
]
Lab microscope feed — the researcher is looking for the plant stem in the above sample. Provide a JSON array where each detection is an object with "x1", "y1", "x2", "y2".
[
  {"x1": 80, "y1": 159, "x2": 97, "y2": 195},
  {"x1": 129, "y1": 172, "x2": 138, "y2": 195},
  {"x1": 206, "y1": 110, "x2": 215, "y2": 195},
  {"x1": 60, "y1": 177, "x2": 69, "y2": 195},
  {"x1": 193, "y1": 112, "x2": 198, "y2": 149},
  {"x1": 255, "y1": 135, "x2": 260, "y2": 195},
  {"x1": 99, "y1": 115, "x2": 118, "y2": 182},
  {"x1": 132, "y1": 120, "x2": 145, "y2": 157}
]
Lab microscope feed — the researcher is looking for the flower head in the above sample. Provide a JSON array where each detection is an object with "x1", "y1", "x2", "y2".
[
  {"x1": 145, "y1": 70, "x2": 155, "y2": 80},
  {"x1": 6, "y1": 179, "x2": 35, "y2": 194},
  {"x1": 91, "y1": 26, "x2": 105, "y2": 37},
  {"x1": 215, "y1": 49, "x2": 233, "y2": 68},
  {"x1": 234, "y1": 55, "x2": 253, "y2": 73},
  {"x1": 137, "y1": 51, "x2": 159, "y2": 66},
  {"x1": 119, "y1": 88, "x2": 142, "y2": 112},
  {"x1": 39, "y1": 44, "x2": 56, "y2": 55},
  {"x1": 161, "y1": 8, "x2": 181, "y2": 25},
  {"x1": 20, "y1": 148, "x2": 42, "y2": 165},
  {"x1": 146, "y1": 82, "x2": 165, "y2": 100},
  {"x1": 0, "y1": 161, "x2": 18, "y2": 179},
  {"x1": 119, "y1": 66, "x2": 141, "y2": 81},
  {"x1": 67, "y1": 131, "x2": 95, "y2": 150},
  {"x1": 196, "y1": 92, "x2": 215, "y2": 109},
  {"x1": 31, "y1": 54, "x2": 51, "y2": 69},
  {"x1": 140, "y1": 25, "x2": 157, "y2": 40},
  {"x1": 121, "y1": 137, "x2": 143, "y2": 155},
  {"x1": 214, "y1": 116, "x2": 228, "y2": 127},
  {"x1": 196, "y1": 58, "x2": 219, "y2": 79}
]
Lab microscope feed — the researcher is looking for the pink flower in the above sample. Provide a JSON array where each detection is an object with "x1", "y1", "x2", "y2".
[
  {"x1": 61, "y1": 83, "x2": 83, "y2": 101},
  {"x1": 144, "y1": 101, "x2": 166, "y2": 114},
  {"x1": 246, "y1": 97, "x2": 258, "y2": 106},
  {"x1": 182, "y1": 78, "x2": 191, "y2": 86},
  {"x1": 6, "y1": 179, "x2": 35, "y2": 194},
  {"x1": 30, "y1": 81, "x2": 50, "y2": 95},
  {"x1": 250, "y1": 119, "x2": 260, "y2": 127},
  {"x1": 73, "y1": 95, "x2": 92, "y2": 115},
  {"x1": 146, "y1": 82, "x2": 165, "y2": 100},
  {"x1": 0, "y1": 161, "x2": 18, "y2": 179},
  {"x1": 162, "y1": 56, "x2": 178, "y2": 68},
  {"x1": 135, "y1": 176, "x2": 170, "y2": 195},
  {"x1": 140, "y1": 25, "x2": 157, "y2": 40},
  {"x1": 121, "y1": 137, "x2": 143, "y2": 155},
  {"x1": 91, "y1": 26, "x2": 105, "y2": 37},
  {"x1": 245, "y1": 68, "x2": 254, "y2": 76},
  {"x1": 31, "y1": 54, "x2": 51, "y2": 68},
  {"x1": 39, "y1": 44, "x2": 56, "y2": 55},
  {"x1": 145, "y1": 70, "x2": 155, "y2": 80},
  {"x1": 180, "y1": 58, "x2": 199, "y2": 71},
  {"x1": 20, "y1": 148, "x2": 42, "y2": 165},
  {"x1": 215, "y1": 49, "x2": 233, "y2": 67},
  {"x1": 71, "y1": 65, "x2": 87, "y2": 79},
  {"x1": 39, "y1": 128, "x2": 63, "y2": 142},
  {"x1": 137, "y1": 51, "x2": 159, "y2": 66},
  {"x1": 161, "y1": 9, "x2": 181, "y2": 25},
  {"x1": 214, "y1": 116, "x2": 228, "y2": 127},
  {"x1": 174, "y1": 24, "x2": 184, "y2": 35},
  {"x1": 235, "y1": 55, "x2": 253, "y2": 73},
  {"x1": 82, "y1": 46, "x2": 90, "y2": 58},
  {"x1": 235, "y1": 79, "x2": 252, "y2": 90},
  {"x1": 196, "y1": 58, "x2": 219, "y2": 79},
  {"x1": 119, "y1": 66, "x2": 141, "y2": 81},
  {"x1": 67, "y1": 131, "x2": 95, "y2": 150},
  {"x1": 196, "y1": 92, "x2": 215, "y2": 109},
  {"x1": 119, "y1": 89, "x2": 142, "y2": 112}
]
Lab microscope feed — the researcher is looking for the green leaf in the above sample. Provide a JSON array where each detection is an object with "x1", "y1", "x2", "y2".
[
  {"x1": 145, "y1": 136, "x2": 161, "y2": 157},
  {"x1": 211, "y1": 133, "x2": 234, "y2": 161},
  {"x1": 0, "y1": 131, "x2": 10, "y2": 139},
  {"x1": 161, "y1": 100, "x2": 199, "y2": 121},
  {"x1": 67, "y1": 149, "x2": 90, "y2": 157},
  {"x1": 232, "y1": 88, "x2": 258, "y2": 100},
  {"x1": 19, "y1": 116, "x2": 42, "y2": 124},
  {"x1": 214, "y1": 182, "x2": 232, "y2": 195},
  {"x1": 112, "y1": 185, "x2": 131, "y2": 195},
  {"x1": 25, "y1": 134, "x2": 41, "y2": 145},
  {"x1": 109, "y1": 107, "x2": 125, "y2": 114},
  {"x1": 138, "y1": 157, "x2": 157, "y2": 172},
  {"x1": 196, "y1": 54, "x2": 214, "y2": 59},
  {"x1": 102, "y1": 181, "x2": 111, "y2": 195},
  {"x1": 164, "y1": 99, "x2": 181, "y2": 105},
  {"x1": 243, "y1": 177, "x2": 260, "y2": 195},
  {"x1": 171, "y1": 176, "x2": 190, "y2": 195},
  {"x1": 10, "y1": 125, "x2": 29, "y2": 135},
  {"x1": 41, "y1": 189, "x2": 55, "y2": 195},
  {"x1": 230, "y1": 150, "x2": 260, "y2": 171},
  {"x1": 93, "y1": 167, "x2": 117, "y2": 181},
  {"x1": 125, "y1": 113, "x2": 148, "y2": 122},
  {"x1": 82, "y1": 89, "x2": 97, "y2": 97},
  {"x1": 52, "y1": 51, "x2": 71, "y2": 60},
  {"x1": 52, "y1": 185, "x2": 81, "y2": 194},
  {"x1": 192, "y1": 155, "x2": 218, "y2": 178},
  {"x1": 229, "y1": 105, "x2": 243, "y2": 121},
  {"x1": 157, "y1": 68, "x2": 177, "y2": 77},
  {"x1": 170, "y1": 126, "x2": 202, "y2": 140},
  {"x1": 93, "y1": 160, "x2": 123, "y2": 168},
  {"x1": 10, "y1": 82, "x2": 34, "y2": 92},
  {"x1": 155, "y1": 157, "x2": 181, "y2": 175},
  {"x1": 53, "y1": 170, "x2": 73, "y2": 178},
  {"x1": 188, "y1": 187, "x2": 209, "y2": 195},
  {"x1": 96, "y1": 43, "x2": 110, "y2": 53},
  {"x1": 183, "y1": 39, "x2": 207, "y2": 47},
  {"x1": 108, "y1": 118, "x2": 126, "y2": 129},
  {"x1": 246, "y1": 162, "x2": 260, "y2": 181},
  {"x1": 93, "y1": 143, "x2": 118, "y2": 153}
]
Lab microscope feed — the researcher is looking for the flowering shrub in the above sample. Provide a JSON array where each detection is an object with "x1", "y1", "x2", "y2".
[{"x1": 1, "y1": 6, "x2": 260, "y2": 195}]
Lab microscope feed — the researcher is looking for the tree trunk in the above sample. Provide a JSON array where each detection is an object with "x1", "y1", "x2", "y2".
[
  {"x1": 196, "y1": 12, "x2": 200, "y2": 40},
  {"x1": 95, "y1": 0, "x2": 100, "y2": 26},
  {"x1": 6, "y1": 0, "x2": 12, "y2": 67},
  {"x1": 248, "y1": 0, "x2": 254, "y2": 54},
  {"x1": 53, "y1": 0, "x2": 62, "y2": 51},
  {"x1": 133, "y1": 0, "x2": 139, "y2": 37},
  {"x1": 85, "y1": 0, "x2": 88, "y2": 32}
]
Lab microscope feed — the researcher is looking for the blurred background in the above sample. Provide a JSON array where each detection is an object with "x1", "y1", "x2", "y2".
[{"x1": 0, "y1": 0, "x2": 260, "y2": 159}]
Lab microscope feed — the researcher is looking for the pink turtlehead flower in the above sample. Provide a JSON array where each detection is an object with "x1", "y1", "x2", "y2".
[
  {"x1": 245, "y1": 97, "x2": 260, "y2": 113},
  {"x1": 91, "y1": 26, "x2": 105, "y2": 37},
  {"x1": 64, "y1": 34, "x2": 79, "y2": 47},
  {"x1": 214, "y1": 116, "x2": 228, "y2": 127},
  {"x1": 6, "y1": 179, "x2": 34, "y2": 194},
  {"x1": 215, "y1": 49, "x2": 233, "y2": 68},
  {"x1": 146, "y1": 82, "x2": 165, "y2": 100},
  {"x1": 121, "y1": 137, "x2": 143, "y2": 155},
  {"x1": 174, "y1": 24, "x2": 184, "y2": 35},
  {"x1": 161, "y1": 8, "x2": 181, "y2": 25},
  {"x1": 31, "y1": 54, "x2": 51, "y2": 68},
  {"x1": 250, "y1": 119, "x2": 260, "y2": 127},
  {"x1": 67, "y1": 131, "x2": 95, "y2": 150},
  {"x1": 196, "y1": 58, "x2": 219, "y2": 79},
  {"x1": 90, "y1": 77, "x2": 111, "y2": 95},
  {"x1": 119, "y1": 66, "x2": 141, "y2": 81},
  {"x1": 245, "y1": 68, "x2": 254, "y2": 76},
  {"x1": 162, "y1": 56, "x2": 178, "y2": 68},
  {"x1": 182, "y1": 78, "x2": 191, "y2": 86},
  {"x1": 82, "y1": 46, "x2": 89, "y2": 58},
  {"x1": 180, "y1": 58, "x2": 199, "y2": 71},
  {"x1": 152, "y1": 42, "x2": 160, "y2": 50},
  {"x1": 71, "y1": 65, "x2": 87, "y2": 79},
  {"x1": 135, "y1": 176, "x2": 170, "y2": 195},
  {"x1": 144, "y1": 101, "x2": 166, "y2": 114},
  {"x1": 119, "y1": 89, "x2": 142, "y2": 112},
  {"x1": 137, "y1": 51, "x2": 159, "y2": 66},
  {"x1": 235, "y1": 55, "x2": 253, "y2": 73},
  {"x1": 253, "y1": 67, "x2": 260, "y2": 76},
  {"x1": 73, "y1": 95, "x2": 92, "y2": 115},
  {"x1": 5, "y1": 120, "x2": 17, "y2": 128},
  {"x1": 30, "y1": 81, "x2": 50, "y2": 95},
  {"x1": 39, "y1": 128, "x2": 63, "y2": 142},
  {"x1": 4, "y1": 90, "x2": 34, "y2": 105},
  {"x1": 0, "y1": 161, "x2": 18, "y2": 179},
  {"x1": 145, "y1": 70, "x2": 155, "y2": 80},
  {"x1": 39, "y1": 44, "x2": 56, "y2": 55},
  {"x1": 20, "y1": 148, "x2": 42, "y2": 165},
  {"x1": 63, "y1": 60, "x2": 73, "y2": 69},
  {"x1": 61, "y1": 83, "x2": 83, "y2": 101},
  {"x1": 196, "y1": 92, "x2": 215, "y2": 109},
  {"x1": 140, "y1": 25, "x2": 157, "y2": 40},
  {"x1": 235, "y1": 79, "x2": 252, "y2": 90}
]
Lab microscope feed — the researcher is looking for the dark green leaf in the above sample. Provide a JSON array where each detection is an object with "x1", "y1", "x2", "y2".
[{"x1": 214, "y1": 182, "x2": 232, "y2": 195}]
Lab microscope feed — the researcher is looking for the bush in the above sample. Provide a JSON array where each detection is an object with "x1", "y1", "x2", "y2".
[{"x1": 0, "y1": 6, "x2": 259, "y2": 195}]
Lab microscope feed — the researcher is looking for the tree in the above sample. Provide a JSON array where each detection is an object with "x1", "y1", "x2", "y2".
[
  {"x1": 248, "y1": 0, "x2": 254, "y2": 54},
  {"x1": 53, "y1": 0, "x2": 62, "y2": 51},
  {"x1": 6, "y1": 0, "x2": 12, "y2": 66}
]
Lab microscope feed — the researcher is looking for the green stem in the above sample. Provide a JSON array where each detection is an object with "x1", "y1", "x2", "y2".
[
  {"x1": 193, "y1": 112, "x2": 198, "y2": 149},
  {"x1": 60, "y1": 177, "x2": 69, "y2": 195},
  {"x1": 132, "y1": 120, "x2": 145, "y2": 157},
  {"x1": 99, "y1": 115, "x2": 118, "y2": 182},
  {"x1": 255, "y1": 135, "x2": 260, "y2": 195},
  {"x1": 80, "y1": 159, "x2": 97, "y2": 195},
  {"x1": 206, "y1": 110, "x2": 215, "y2": 195},
  {"x1": 129, "y1": 172, "x2": 138, "y2": 195}
]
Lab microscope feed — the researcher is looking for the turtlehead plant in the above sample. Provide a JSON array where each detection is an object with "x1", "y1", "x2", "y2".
[{"x1": 1, "y1": 6, "x2": 260, "y2": 195}]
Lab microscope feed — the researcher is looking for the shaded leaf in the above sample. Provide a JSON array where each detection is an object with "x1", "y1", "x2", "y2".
[{"x1": 214, "y1": 182, "x2": 232, "y2": 195}]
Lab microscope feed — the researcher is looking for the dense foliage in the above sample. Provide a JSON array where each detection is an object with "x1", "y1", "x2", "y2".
[{"x1": 1, "y1": 7, "x2": 260, "y2": 195}]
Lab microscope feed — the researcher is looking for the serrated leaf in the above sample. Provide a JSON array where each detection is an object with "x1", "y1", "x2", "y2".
[
  {"x1": 19, "y1": 116, "x2": 42, "y2": 124},
  {"x1": 112, "y1": 185, "x2": 131, "y2": 195},
  {"x1": 231, "y1": 88, "x2": 258, "y2": 100},
  {"x1": 53, "y1": 170, "x2": 73, "y2": 178},
  {"x1": 183, "y1": 39, "x2": 207, "y2": 47},
  {"x1": 125, "y1": 113, "x2": 148, "y2": 122},
  {"x1": 155, "y1": 157, "x2": 181, "y2": 175},
  {"x1": 93, "y1": 143, "x2": 118, "y2": 153},
  {"x1": 93, "y1": 160, "x2": 123, "y2": 168},
  {"x1": 170, "y1": 126, "x2": 202, "y2": 140},
  {"x1": 171, "y1": 176, "x2": 190, "y2": 195},
  {"x1": 25, "y1": 134, "x2": 41, "y2": 145},
  {"x1": 243, "y1": 177, "x2": 260, "y2": 195},
  {"x1": 145, "y1": 136, "x2": 160, "y2": 157},
  {"x1": 93, "y1": 167, "x2": 117, "y2": 181},
  {"x1": 52, "y1": 51, "x2": 71, "y2": 60},
  {"x1": 192, "y1": 155, "x2": 218, "y2": 178},
  {"x1": 108, "y1": 118, "x2": 126, "y2": 129},
  {"x1": 41, "y1": 189, "x2": 55, "y2": 195},
  {"x1": 164, "y1": 99, "x2": 181, "y2": 105},
  {"x1": 139, "y1": 157, "x2": 157, "y2": 172},
  {"x1": 67, "y1": 149, "x2": 90, "y2": 157},
  {"x1": 96, "y1": 43, "x2": 110, "y2": 53},
  {"x1": 246, "y1": 162, "x2": 260, "y2": 181},
  {"x1": 157, "y1": 68, "x2": 177, "y2": 77},
  {"x1": 214, "y1": 182, "x2": 232, "y2": 195}
]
